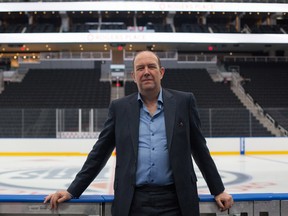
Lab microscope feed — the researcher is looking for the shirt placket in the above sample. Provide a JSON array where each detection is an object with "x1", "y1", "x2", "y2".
[{"x1": 147, "y1": 107, "x2": 161, "y2": 184}]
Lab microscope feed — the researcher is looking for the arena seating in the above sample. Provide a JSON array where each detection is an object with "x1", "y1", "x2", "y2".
[
  {"x1": 0, "y1": 64, "x2": 110, "y2": 138},
  {"x1": 69, "y1": 23, "x2": 92, "y2": 32},
  {"x1": 125, "y1": 68, "x2": 273, "y2": 137},
  {"x1": 281, "y1": 25, "x2": 288, "y2": 33},
  {"x1": 2, "y1": 24, "x2": 24, "y2": 33},
  {"x1": 177, "y1": 23, "x2": 210, "y2": 33},
  {"x1": 265, "y1": 108, "x2": 288, "y2": 130},
  {"x1": 100, "y1": 23, "x2": 127, "y2": 30},
  {"x1": 146, "y1": 23, "x2": 173, "y2": 32},
  {"x1": 224, "y1": 61, "x2": 288, "y2": 131},
  {"x1": 0, "y1": 68, "x2": 111, "y2": 109},
  {"x1": 0, "y1": 58, "x2": 11, "y2": 70},
  {"x1": 1, "y1": 10, "x2": 287, "y2": 34},
  {"x1": 249, "y1": 25, "x2": 282, "y2": 34},
  {"x1": 25, "y1": 23, "x2": 59, "y2": 33},
  {"x1": 209, "y1": 24, "x2": 238, "y2": 33}
]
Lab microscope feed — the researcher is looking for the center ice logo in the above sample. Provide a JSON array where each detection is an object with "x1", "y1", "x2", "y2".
[
  {"x1": 0, "y1": 166, "x2": 112, "y2": 194},
  {"x1": 0, "y1": 167, "x2": 251, "y2": 194}
]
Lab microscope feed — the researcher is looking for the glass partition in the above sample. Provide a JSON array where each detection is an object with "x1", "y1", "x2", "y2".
[
  {"x1": 0, "y1": 108, "x2": 107, "y2": 138},
  {"x1": 0, "y1": 108, "x2": 281, "y2": 138}
]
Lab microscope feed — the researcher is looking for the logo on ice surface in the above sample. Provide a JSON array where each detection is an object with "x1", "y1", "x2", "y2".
[
  {"x1": 0, "y1": 167, "x2": 250, "y2": 194},
  {"x1": 0, "y1": 166, "x2": 112, "y2": 194}
]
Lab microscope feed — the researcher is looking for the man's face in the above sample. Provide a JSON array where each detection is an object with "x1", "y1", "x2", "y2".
[{"x1": 132, "y1": 51, "x2": 164, "y2": 93}]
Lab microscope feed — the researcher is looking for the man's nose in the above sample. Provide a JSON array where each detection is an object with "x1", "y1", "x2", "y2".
[
  {"x1": 143, "y1": 67, "x2": 150, "y2": 75},
  {"x1": 144, "y1": 72, "x2": 150, "y2": 77}
]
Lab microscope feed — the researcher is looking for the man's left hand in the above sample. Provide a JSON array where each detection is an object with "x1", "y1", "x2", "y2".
[{"x1": 214, "y1": 191, "x2": 234, "y2": 212}]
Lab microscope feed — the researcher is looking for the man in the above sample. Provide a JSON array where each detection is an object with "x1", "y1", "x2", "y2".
[{"x1": 44, "y1": 51, "x2": 233, "y2": 215}]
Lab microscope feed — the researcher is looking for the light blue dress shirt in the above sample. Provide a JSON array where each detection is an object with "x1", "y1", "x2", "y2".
[{"x1": 136, "y1": 89, "x2": 174, "y2": 186}]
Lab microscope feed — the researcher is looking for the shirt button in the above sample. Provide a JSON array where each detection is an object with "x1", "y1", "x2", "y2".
[
  {"x1": 151, "y1": 133, "x2": 154, "y2": 136},
  {"x1": 152, "y1": 147, "x2": 155, "y2": 150},
  {"x1": 152, "y1": 163, "x2": 155, "y2": 166}
]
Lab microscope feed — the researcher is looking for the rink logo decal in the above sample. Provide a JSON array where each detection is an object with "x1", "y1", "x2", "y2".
[
  {"x1": 195, "y1": 170, "x2": 252, "y2": 190},
  {"x1": 0, "y1": 168, "x2": 252, "y2": 194},
  {"x1": 0, "y1": 166, "x2": 111, "y2": 194}
]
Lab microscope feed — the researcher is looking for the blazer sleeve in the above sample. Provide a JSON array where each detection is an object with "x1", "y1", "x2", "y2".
[
  {"x1": 188, "y1": 93, "x2": 225, "y2": 196},
  {"x1": 67, "y1": 102, "x2": 116, "y2": 198}
]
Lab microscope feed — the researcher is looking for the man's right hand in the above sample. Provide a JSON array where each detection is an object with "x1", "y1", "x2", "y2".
[{"x1": 43, "y1": 190, "x2": 72, "y2": 209}]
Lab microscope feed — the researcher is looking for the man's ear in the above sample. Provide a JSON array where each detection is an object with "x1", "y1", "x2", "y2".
[
  {"x1": 131, "y1": 72, "x2": 136, "y2": 83},
  {"x1": 160, "y1": 67, "x2": 165, "y2": 79}
]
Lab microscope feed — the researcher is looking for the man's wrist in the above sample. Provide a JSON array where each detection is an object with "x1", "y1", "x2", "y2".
[{"x1": 67, "y1": 191, "x2": 74, "y2": 199}]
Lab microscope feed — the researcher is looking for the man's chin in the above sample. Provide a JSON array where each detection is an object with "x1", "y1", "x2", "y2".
[
  {"x1": 140, "y1": 86, "x2": 157, "y2": 93},
  {"x1": 143, "y1": 83, "x2": 155, "y2": 88}
]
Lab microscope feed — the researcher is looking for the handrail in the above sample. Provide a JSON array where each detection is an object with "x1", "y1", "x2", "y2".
[
  {"x1": 1, "y1": 193, "x2": 288, "y2": 216},
  {"x1": 1, "y1": 193, "x2": 288, "y2": 203},
  {"x1": 224, "y1": 56, "x2": 288, "y2": 63}
]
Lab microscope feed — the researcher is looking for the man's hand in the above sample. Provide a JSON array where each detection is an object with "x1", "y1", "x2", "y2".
[
  {"x1": 43, "y1": 190, "x2": 72, "y2": 209},
  {"x1": 214, "y1": 191, "x2": 234, "y2": 212}
]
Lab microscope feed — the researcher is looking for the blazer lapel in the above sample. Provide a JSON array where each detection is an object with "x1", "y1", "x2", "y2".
[
  {"x1": 163, "y1": 89, "x2": 176, "y2": 150},
  {"x1": 127, "y1": 94, "x2": 140, "y2": 157}
]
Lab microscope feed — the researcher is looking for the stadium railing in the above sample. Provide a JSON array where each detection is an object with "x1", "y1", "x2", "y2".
[{"x1": 0, "y1": 193, "x2": 288, "y2": 215}]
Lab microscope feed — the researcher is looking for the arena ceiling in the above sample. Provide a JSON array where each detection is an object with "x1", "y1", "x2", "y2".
[{"x1": 1, "y1": 1, "x2": 288, "y2": 56}]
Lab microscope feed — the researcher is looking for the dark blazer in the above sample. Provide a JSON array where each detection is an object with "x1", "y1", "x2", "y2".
[{"x1": 67, "y1": 88, "x2": 225, "y2": 216}]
